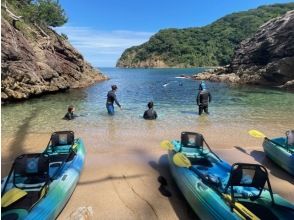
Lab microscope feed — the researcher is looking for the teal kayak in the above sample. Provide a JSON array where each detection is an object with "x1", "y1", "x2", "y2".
[
  {"x1": 167, "y1": 132, "x2": 294, "y2": 220},
  {"x1": 263, "y1": 137, "x2": 294, "y2": 176},
  {"x1": 1, "y1": 131, "x2": 86, "y2": 220}
]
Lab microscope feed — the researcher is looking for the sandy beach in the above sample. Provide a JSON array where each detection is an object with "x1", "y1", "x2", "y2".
[{"x1": 2, "y1": 125, "x2": 293, "y2": 220}]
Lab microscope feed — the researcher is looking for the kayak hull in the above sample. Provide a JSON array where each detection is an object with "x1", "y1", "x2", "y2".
[
  {"x1": 168, "y1": 149, "x2": 239, "y2": 220},
  {"x1": 263, "y1": 137, "x2": 294, "y2": 176}
]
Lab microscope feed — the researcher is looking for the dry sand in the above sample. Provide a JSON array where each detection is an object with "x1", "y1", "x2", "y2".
[{"x1": 1, "y1": 128, "x2": 294, "y2": 220}]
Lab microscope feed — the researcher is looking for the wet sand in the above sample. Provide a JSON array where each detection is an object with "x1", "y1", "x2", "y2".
[{"x1": 1, "y1": 127, "x2": 294, "y2": 220}]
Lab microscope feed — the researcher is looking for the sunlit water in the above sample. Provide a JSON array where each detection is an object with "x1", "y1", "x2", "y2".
[{"x1": 2, "y1": 68, "x2": 294, "y2": 141}]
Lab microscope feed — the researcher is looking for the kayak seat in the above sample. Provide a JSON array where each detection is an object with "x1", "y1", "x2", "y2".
[
  {"x1": 224, "y1": 163, "x2": 274, "y2": 203},
  {"x1": 46, "y1": 131, "x2": 76, "y2": 163},
  {"x1": 49, "y1": 131, "x2": 75, "y2": 154},
  {"x1": 2, "y1": 154, "x2": 49, "y2": 212},
  {"x1": 286, "y1": 130, "x2": 294, "y2": 146},
  {"x1": 181, "y1": 132, "x2": 203, "y2": 149},
  {"x1": 189, "y1": 157, "x2": 212, "y2": 167},
  {"x1": 13, "y1": 154, "x2": 49, "y2": 190}
]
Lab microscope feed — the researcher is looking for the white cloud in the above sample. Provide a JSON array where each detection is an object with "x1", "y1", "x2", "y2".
[{"x1": 54, "y1": 25, "x2": 154, "y2": 67}]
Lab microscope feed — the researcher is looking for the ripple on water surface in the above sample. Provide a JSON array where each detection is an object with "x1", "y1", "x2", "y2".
[{"x1": 2, "y1": 68, "x2": 294, "y2": 139}]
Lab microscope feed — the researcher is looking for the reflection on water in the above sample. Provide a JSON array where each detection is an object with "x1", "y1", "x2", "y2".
[{"x1": 2, "y1": 68, "x2": 294, "y2": 139}]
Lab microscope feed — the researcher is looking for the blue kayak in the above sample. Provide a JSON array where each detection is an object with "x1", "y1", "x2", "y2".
[
  {"x1": 263, "y1": 137, "x2": 294, "y2": 176},
  {"x1": 1, "y1": 131, "x2": 86, "y2": 220},
  {"x1": 167, "y1": 132, "x2": 294, "y2": 220}
]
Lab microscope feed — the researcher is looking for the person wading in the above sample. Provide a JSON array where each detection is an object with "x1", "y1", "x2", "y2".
[
  {"x1": 106, "y1": 85, "x2": 122, "y2": 115},
  {"x1": 196, "y1": 81, "x2": 211, "y2": 115}
]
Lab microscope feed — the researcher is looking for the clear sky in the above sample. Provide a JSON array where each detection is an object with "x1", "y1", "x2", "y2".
[{"x1": 55, "y1": 0, "x2": 293, "y2": 67}]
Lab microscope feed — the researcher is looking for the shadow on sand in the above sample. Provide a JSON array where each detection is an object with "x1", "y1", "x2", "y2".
[
  {"x1": 234, "y1": 146, "x2": 294, "y2": 185},
  {"x1": 149, "y1": 154, "x2": 200, "y2": 220},
  {"x1": 1, "y1": 108, "x2": 39, "y2": 176},
  {"x1": 78, "y1": 174, "x2": 146, "y2": 186}
]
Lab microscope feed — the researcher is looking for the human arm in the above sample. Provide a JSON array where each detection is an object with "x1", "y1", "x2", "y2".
[
  {"x1": 112, "y1": 93, "x2": 121, "y2": 108},
  {"x1": 208, "y1": 92, "x2": 212, "y2": 103},
  {"x1": 196, "y1": 92, "x2": 200, "y2": 105},
  {"x1": 143, "y1": 110, "x2": 147, "y2": 119}
]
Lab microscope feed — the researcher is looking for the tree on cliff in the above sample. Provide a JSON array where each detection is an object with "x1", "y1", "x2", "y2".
[{"x1": 22, "y1": 0, "x2": 68, "y2": 27}]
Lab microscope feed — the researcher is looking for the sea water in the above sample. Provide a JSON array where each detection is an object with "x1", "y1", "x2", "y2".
[{"x1": 2, "y1": 68, "x2": 294, "y2": 140}]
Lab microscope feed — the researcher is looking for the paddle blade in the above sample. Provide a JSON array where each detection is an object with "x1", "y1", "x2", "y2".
[
  {"x1": 160, "y1": 140, "x2": 173, "y2": 150},
  {"x1": 2, "y1": 188, "x2": 27, "y2": 208},
  {"x1": 173, "y1": 153, "x2": 191, "y2": 168},
  {"x1": 248, "y1": 130, "x2": 266, "y2": 138}
]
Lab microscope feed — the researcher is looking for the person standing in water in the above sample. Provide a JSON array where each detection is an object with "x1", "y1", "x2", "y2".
[
  {"x1": 196, "y1": 81, "x2": 211, "y2": 115},
  {"x1": 106, "y1": 85, "x2": 122, "y2": 115},
  {"x1": 143, "y1": 101, "x2": 158, "y2": 120}
]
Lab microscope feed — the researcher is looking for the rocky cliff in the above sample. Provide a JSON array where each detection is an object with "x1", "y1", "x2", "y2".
[
  {"x1": 1, "y1": 13, "x2": 107, "y2": 103},
  {"x1": 193, "y1": 11, "x2": 294, "y2": 89}
]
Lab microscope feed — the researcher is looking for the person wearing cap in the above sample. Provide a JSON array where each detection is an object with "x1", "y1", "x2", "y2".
[
  {"x1": 196, "y1": 81, "x2": 211, "y2": 115},
  {"x1": 106, "y1": 85, "x2": 122, "y2": 115},
  {"x1": 143, "y1": 101, "x2": 158, "y2": 120},
  {"x1": 63, "y1": 105, "x2": 78, "y2": 120}
]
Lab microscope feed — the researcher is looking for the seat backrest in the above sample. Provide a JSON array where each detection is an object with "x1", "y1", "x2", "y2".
[
  {"x1": 51, "y1": 131, "x2": 74, "y2": 147},
  {"x1": 181, "y1": 132, "x2": 203, "y2": 148},
  {"x1": 286, "y1": 130, "x2": 294, "y2": 146},
  {"x1": 13, "y1": 153, "x2": 49, "y2": 188},
  {"x1": 229, "y1": 164, "x2": 267, "y2": 189}
]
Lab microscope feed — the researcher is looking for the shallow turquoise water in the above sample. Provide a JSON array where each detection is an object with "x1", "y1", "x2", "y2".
[{"x1": 2, "y1": 68, "x2": 294, "y2": 138}]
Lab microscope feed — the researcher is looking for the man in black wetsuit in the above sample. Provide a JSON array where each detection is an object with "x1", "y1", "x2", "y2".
[
  {"x1": 196, "y1": 81, "x2": 211, "y2": 115},
  {"x1": 106, "y1": 85, "x2": 121, "y2": 115},
  {"x1": 143, "y1": 101, "x2": 157, "y2": 120}
]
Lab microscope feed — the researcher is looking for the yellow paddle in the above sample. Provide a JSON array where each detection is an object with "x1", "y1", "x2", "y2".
[
  {"x1": 173, "y1": 152, "x2": 260, "y2": 220},
  {"x1": 248, "y1": 130, "x2": 266, "y2": 138},
  {"x1": 160, "y1": 140, "x2": 174, "y2": 150},
  {"x1": 173, "y1": 152, "x2": 191, "y2": 168},
  {"x1": 1, "y1": 188, "x2": 27, "y2": 208}
]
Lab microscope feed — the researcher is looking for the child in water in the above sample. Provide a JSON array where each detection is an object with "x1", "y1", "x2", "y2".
[
  {"x1": 63, "y1": 105, "x2": 78, "y2": 120},
  {"x1": 143, "y1": 101, "x2": 157, "y2": 120}
]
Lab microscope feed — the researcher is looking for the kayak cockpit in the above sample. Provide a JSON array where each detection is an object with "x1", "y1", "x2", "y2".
[{"x1": 1, "y1": 153, "x2": 50, "y2": 217}]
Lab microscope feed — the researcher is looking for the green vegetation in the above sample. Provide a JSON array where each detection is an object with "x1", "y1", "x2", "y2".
[
  {"x1": 118, "y1": 3, "x2": 294, "y2": 67},
  {"x1": 60, "y1": 33, "x2": 68, "y2": 40},
  {"x1": 6, "y1": 0, "x2": 67, "y2": 27}
]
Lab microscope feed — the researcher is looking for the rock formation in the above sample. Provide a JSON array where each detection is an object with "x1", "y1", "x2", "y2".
[
  {"x1": 1, "y1": 16, "x2": 107, "y2": 103},
  {"x1": 194, "y1": 11, "x2": 294, "y2": 89}
]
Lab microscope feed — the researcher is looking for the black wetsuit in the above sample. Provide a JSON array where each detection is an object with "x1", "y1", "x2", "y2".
[
  {"x1": 106, "y1": 90, "x2": 121, "y2": 115},
  {"x1": 63, "y1": 112, "x2": 77, "y2": 120},
  {"x1": 196, "y1": 90, "x2": 211, "y2": 115},
  {"x1": 143, "y1": 108, "x2": 157, "y2": 120}
]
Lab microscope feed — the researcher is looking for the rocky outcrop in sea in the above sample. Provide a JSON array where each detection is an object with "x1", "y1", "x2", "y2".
[
  {"x1": 1, "y1": 16, "x2": 107, "y2": 103},
  {"x1": 193, "y1": 11, "x2": 294, "y2": 89}
]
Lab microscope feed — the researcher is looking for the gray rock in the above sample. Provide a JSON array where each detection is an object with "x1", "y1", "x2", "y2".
[
  {"x1": 1, "y1": 17, "x2": 108, "y2": 103},
  {"x1": 230, "y1": 10, "x2": 294, "y2": 86},
  {"x1": 193, "y1": 11, "x2": 294, "y2": 89}
]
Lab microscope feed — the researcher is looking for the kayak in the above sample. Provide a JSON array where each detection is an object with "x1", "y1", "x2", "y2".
[
  {"x1": 263, "y1": 137, "x2": 294, "y2": 176},
  {"x1": 167, "y1": 132, "x2": 294, "y2": 220},
  {"x1": 1, "y1": 131, "x2": 86, "y2": 220}
]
